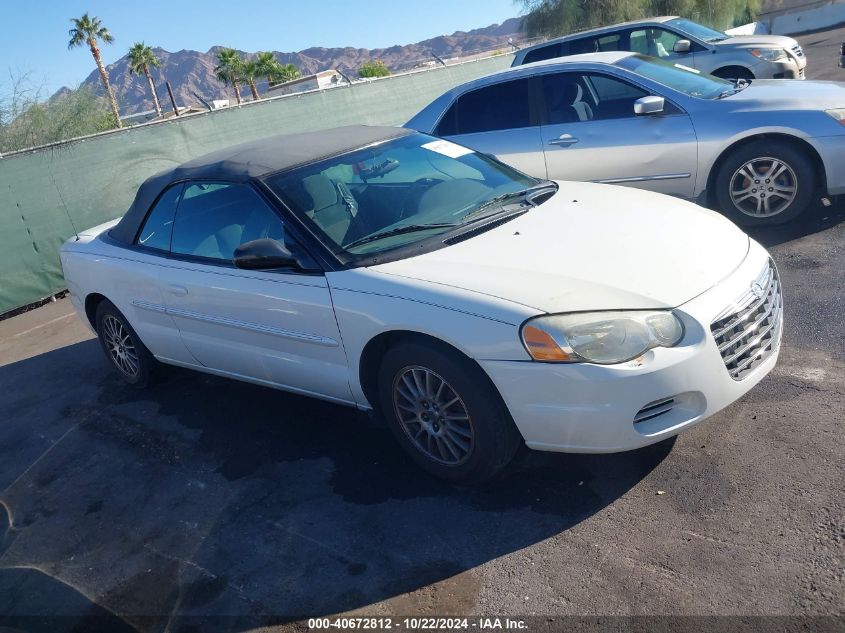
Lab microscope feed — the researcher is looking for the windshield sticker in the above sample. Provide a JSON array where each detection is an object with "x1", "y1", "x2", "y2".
[
  {"x1": 674, "y1": 63, "x2": 700, "y2": 74},
  {"x1": 422, "y1": 139, "x2": 474, "y2": 158}
]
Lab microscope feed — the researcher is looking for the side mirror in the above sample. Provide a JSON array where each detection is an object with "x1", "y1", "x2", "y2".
[
  {"x1": 634, "y1": 95, "x2": 665, "y2": 116},
  {"x1": 673, "y1": 39, "x2": 692, "y2": 54},
  {"x1": 234, "y1": 238, "x2": 301, "y2": 270}
]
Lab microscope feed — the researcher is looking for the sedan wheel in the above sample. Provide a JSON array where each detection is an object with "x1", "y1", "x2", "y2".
[
  {"x1": 378, "y1": 340, "x2": 522, "y2": 483},
  {"x1": 715, "y1": 140, "x2": 815, "y2": 226},
  {"x1": 729, "y1": 157, "x2": 798, "y2": 219},
  {"x1": 392, "y1": 366, "x2": 474, "y2": 466},
  {"x1": 102, "y1": 314, "x2": 140, "y2": 379},
  {"x1": 95, "y1": 300, "x2": 155, "y2": 387}
]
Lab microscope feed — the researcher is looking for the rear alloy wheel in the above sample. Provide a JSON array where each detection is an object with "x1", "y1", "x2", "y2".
[
  {"x1": 96, "y1": 300, "x2": 155, "y2": 387},
  {"x1": 377, "y1": 341, "x2": 522, "y2": 483},
  {"x1": 714, "y1": 141, "x2": 815, "y2": 226}
]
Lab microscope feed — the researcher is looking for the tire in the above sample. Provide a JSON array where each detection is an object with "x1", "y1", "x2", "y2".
[
  {"x1": 377, "y1": 341, "x2": 522, "y2": 483},
  {"x1": 713, "y1": 140, "x2": 816, "y2": 227},
  {"x1": 95, "y1": 300, "x2": 156, "y2": 387},
  {"x1": 712, "y1": 66, "x2": 754, "y2": 81}
]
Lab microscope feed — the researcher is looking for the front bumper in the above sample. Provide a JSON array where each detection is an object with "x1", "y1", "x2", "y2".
[
  {"x1": 480, "y1": 241, "x2": 781, "y2": 453},
  {"x1": 752, "y1": 57, "x2": 806, "y2": 79},
  {"x1": 812, "y1": 134, "x2": 845, "y2": 197}
]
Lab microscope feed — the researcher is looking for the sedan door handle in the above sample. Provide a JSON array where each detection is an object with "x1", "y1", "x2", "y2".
[
  {"x1": 548, "y1": 134, "x2": 579, "y2": 147},
  {"x1": 167, "y1": 284, "x2": 188, "y2": 297}
]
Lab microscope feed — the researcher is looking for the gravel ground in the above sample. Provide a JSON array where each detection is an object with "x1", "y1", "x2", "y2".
[{"x1": 0, "y1": 27, "x2": 843, "y2": 633}]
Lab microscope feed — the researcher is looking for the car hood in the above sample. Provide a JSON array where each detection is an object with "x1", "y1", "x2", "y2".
[
  {"x1": 716, "y1": 34, "x2": 798, "y2": 49},
  {"x1": 722, "y1": 79, "x2": 845, "y2": 110},
  {"x1": 370, "y1": 182, "x2": 749, "y2": 314}
]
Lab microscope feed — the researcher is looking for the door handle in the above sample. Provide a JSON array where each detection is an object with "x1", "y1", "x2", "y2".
[
  {"x1": 548, "y1": 134, "x2": 579, "y2": 147},
  {"x1": 167, "y1": 284, "x2": 188, "y2": 297}
]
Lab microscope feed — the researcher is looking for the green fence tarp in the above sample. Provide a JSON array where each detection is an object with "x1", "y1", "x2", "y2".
[{"x1": 0, "y1": 54, "x2": 513, "y2": 315}]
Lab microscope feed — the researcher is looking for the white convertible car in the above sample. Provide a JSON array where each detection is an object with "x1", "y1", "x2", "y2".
[{"x1": 61, "y1": 126, "x2": 782, "y2": 482}]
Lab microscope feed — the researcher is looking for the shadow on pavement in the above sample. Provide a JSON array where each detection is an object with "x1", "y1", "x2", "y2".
[
  {"x1": 0, "y1": 339, "x2": 674, "y2": 631},
  {"x1": 747, "y1": 198, "x2": 845, "y2": 249}
]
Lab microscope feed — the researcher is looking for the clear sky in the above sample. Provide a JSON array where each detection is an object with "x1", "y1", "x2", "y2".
[{"x1": 0, "y1": 0, "x2": 520, "y2": 96}]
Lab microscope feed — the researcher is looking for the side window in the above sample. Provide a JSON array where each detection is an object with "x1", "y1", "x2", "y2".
[
  {"x1": 523, "y1": 42, "x2": 564, "y2": 64},
  {"x1": 629, "y1": 28, "x2": 682, "y2": 58},
  {"x1": 435, "y1": 102, "x2": 458, "y2": 136},
  {"x1": 542, "y1": 73, "x2": 651, "y2": 123},
  {"x1": 569, "y1": 37, "x2": 598, "y2": 55},
  {"x1": 453, "y1": 79, "x2": 532, "y2": 134},
  {"x1": 595, "y1": 34, "x2": 622, "y2": 52},
  {"x1": 171, "y1": 182, "x2": 286, "y2": 262},
  {"x1": 589, "y1": 75, "x2": 648, "y2": 102},
  {"x1": 136, "y1": 183, "x2": 182, "y2": 251}
]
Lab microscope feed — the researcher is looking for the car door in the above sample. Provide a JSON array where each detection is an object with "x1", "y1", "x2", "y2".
[
  {"x1": 162, "y1": 181, "x2": 354, "y2": 404},
  {"x1": 538, "y1": 70, "x2": 699, "y2": 198},
  {"x1": 122, "y1": 182, "x2": 197, "y2": 365},
  {"x1": 436, "y1": 77, "x2": 547, "y2": 179}
]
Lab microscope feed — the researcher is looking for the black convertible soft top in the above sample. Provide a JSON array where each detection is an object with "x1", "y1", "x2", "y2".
[{"x1": 110, "y1": 125, "x2": 412, "y2": 244}]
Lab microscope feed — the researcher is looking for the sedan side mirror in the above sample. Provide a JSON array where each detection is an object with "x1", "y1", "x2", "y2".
[
  {"x1": 673, "y1": 39, "x2": 692, "y2": 54},
  {"x1": 634, "y1": 95, "x2": 665, "y2": 116},
  {"x1": 234, "y1": 238, "x2": 302, "y2": 270}
]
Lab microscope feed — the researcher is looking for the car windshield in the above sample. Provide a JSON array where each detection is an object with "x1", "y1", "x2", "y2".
[
  {"x1": 666, "y1": 17, "x2": 729, "y2": 42},
  {"x1": 616, "y1": 53, "x2": 732, "y2": 98},
  {"x1": 264, "y1": 133, "x2": 544, "y2": 263}
]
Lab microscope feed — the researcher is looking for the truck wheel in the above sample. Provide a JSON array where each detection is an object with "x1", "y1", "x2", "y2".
[
  {"x1": 377, "y1": 341, "x2": 522, "y2": 483},
  {"x1": 714, "y1": 141, "x2": 815, "y2": 226}
]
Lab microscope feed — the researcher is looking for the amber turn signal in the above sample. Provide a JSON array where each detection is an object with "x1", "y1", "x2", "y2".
[{"x1": 522, "y1": 325, "x2": 571, "y2": 361}]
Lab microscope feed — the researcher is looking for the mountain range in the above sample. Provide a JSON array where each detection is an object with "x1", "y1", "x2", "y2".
[{"x1": 59, "y1": 17, "x2": 525, "y2": 116}]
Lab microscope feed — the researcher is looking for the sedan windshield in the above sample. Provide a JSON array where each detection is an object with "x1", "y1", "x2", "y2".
[
  {"x1": 666, "y1": 17, "x2": 729, "y2": 42},
  {"x1": 616, "y1": 54, "x2": 732, "y2": 99},
  {"x1": 264, "y1": 133, "x2": 545, "y2": 263}
]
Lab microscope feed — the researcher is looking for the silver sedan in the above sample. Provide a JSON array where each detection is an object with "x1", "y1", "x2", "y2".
[{"x1": 406, "y1": 51, "x2": 845, "y2": 225}]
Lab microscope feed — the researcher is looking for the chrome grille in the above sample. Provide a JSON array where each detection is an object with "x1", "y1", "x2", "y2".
[
  {"x1": 634, "y1": 397, "x2": 675, "y2": 425},
  {"x1": 710, "y1": 260, "x2": 782, "y2": 381}
]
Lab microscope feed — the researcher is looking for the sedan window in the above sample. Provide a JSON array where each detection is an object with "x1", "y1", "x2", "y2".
[
  {"x1": 170, "y1": 183, "x2": 287, "y2": 262},
  {"x1": 437, "y1": 78, "x2": 532, "y2": 136},
  {"x1": 136, "y1": 183, "x2": 183, "y2": 251},
  {"x1": 523, "y1": 42, "x2": 565, "y2": 64},
  {"x1": 542, "y1": 72, "x2": 648, "y2": 123}
]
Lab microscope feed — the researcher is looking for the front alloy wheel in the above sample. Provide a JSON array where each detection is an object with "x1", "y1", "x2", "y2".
[
  {"x1": 392, "y1": 366, "x2": 474, "y2": 465},
  {"x1": 378, "y1": 341, "x2": 522, "y2": 483},
  {"x1": 729, "y1": 157, "x2": 797, "y2": 219},
  {"x1": 715, "y1": 140, "x2": 815, "y2": 226}
]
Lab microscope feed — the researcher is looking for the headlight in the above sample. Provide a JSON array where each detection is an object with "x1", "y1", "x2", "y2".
[
  {"x1": 825, "y1": 108, "x2": 845, "y2": 125},
  {"x1": 748, "y1": 48, "x2": 788, "y2": 62},
  {"x1": 521, "y1": 311, "x2": 684, "y2": 364}
]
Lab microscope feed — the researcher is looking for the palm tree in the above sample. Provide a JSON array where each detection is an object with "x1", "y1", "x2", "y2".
[
  {"x1": 254, "y1": 52, "x2": 281, "y2": 87},
  {"x1": 241, "y1": 60, "x2": 261, "y2": 100},
  {"x1": 277, "y1": 63, "x2": 301, "y2": 84},
  {"x1": 68, "y1": 13, "x2": 122, "y2": 128},
  {"x1": 254, "y1": 52, "x2": 301, "y2": 88},
  {"x1": 214, "y1": 48, "x2": 244, "y2": 105},
  {"x1": 127, "y1": 42, "x2": 163, "y2": 117}
]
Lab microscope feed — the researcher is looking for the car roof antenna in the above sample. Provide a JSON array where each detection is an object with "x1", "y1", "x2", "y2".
[{"x1": 50, "y1": 172, "x2": 80, "y2": 241}]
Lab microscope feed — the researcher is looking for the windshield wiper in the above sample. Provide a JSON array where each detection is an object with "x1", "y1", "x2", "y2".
[
  {"x1": 344, "y1": 223, "x2": 458, "y2": 249},
  {"x1": 717, "y1": 78, "x2": 750, "y2": 98},
  {"x1": 461, "y1": 182, "x2": 558, "y2": 223}
]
